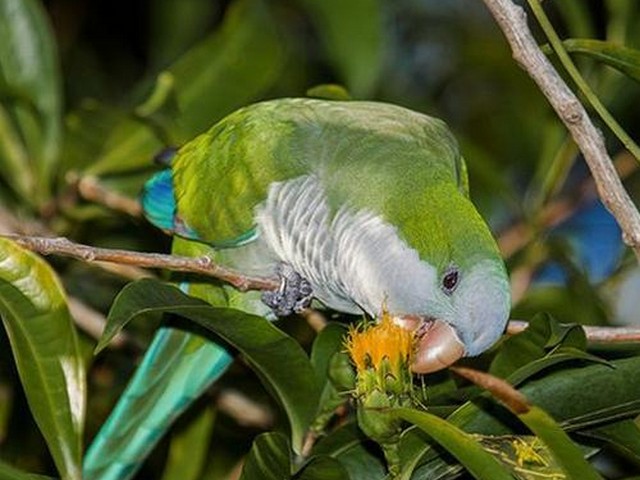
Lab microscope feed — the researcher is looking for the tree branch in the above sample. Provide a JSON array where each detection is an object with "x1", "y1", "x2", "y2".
[
  {"x1": 2, "y1": 234, "x2": 279, "y2": 292},
  {"x1": 482, "y1": 0, "x2": 640, "y2": 261},
  {"x1": 5, "y1": 233, "x2": 640, "y2": 343},
  {"x1": 507, "y1": 320, "x2": 640, "y2": 344}
]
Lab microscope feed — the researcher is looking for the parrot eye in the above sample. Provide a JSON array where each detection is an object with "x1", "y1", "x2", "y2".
[{"x1": 441, "y1": 267, "x2": 459, "y2": 295}]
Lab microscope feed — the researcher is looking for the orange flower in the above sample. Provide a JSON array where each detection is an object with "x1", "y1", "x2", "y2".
[{"x1": 346, "y1": 312, "x2": 413, "y2": 378}]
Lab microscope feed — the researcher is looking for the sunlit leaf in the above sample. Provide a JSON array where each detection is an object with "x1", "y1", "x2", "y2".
[
  {"x1": 0, "y1": 0, "x2": 62, "y2": 202},
  {"x1": 97, "y1": 279, "x2": 321, "y2": 453},
  {"x1": 298, "y1": 0, "x2": 383, "y2": 97},
  {"x1": 0, "y1": 239, "x2": 85, "y2": 480},
  {"x1": 395, "y1": 407, "x2": 513, "y2": 480}
]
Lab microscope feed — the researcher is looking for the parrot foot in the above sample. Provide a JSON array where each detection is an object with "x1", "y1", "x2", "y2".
[{"x1": 261, "y1": 263, "x2": 313, "y2": 316}]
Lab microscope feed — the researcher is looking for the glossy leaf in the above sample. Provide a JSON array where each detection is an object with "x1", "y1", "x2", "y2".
[
  {"x1": 395, "y1": 407, "x2": 514, "y2": 480},
  {"x1": 474, "y1": 435, "x2": 567, "y2": 480},
  {"x1": 160, "y1": 405, "x2": 216, "y2": 480},
  {"x1": 97, "y1": 279, "x2": 321, "y2": 453},
  {"x1": 239, "y1": 432, "x2": 291, "y2": 480},
  {"x1": 446, "y1": 368, "x2": 602, "y2": 479},
  {"x1": 581, "y1": 419, "x2": 640, "y2": 465},
  {"x1": 313, "y1": 422, "x2": 386, "y2": 479},
  {"x1": 298, "y1": 0, "x2": 383, "y2": 97},
  {"x1": 560, "y1": 39, "x2": 640, "y2": 83},
  {"x1": 0, "y1": 0, "x2": 61, "y2": 201},
  {"x1": 517, "y1": 406, "x2": 603, "y2": 480},
  {"x1": 87, "y1": 0, "x2": 286, "y2": 175},
  {"x1": 296, "y1": 456, "x2": 349, "y2": 480},
  {"x1": 0, "y1": 239, "x2": 85, "y2": 480},
  {"x1": 309, "y1": 323, "x2": 348, "y2": 433},
  {"x1": 401, "y1": 355, "x2": 640, "y2": 477},
  {"x1": 310, "y1": 322, "x2": 347, "y2": 378}
]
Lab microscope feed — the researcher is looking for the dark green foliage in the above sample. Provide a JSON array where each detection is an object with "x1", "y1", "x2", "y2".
[{"x1": 2, "y1": 0, "x2": 640, "y2": 479}]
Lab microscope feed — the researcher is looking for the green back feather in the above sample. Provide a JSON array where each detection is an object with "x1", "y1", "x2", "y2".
[{"x1": 173, "y1": 98, "x2": 466, "y2": 249}]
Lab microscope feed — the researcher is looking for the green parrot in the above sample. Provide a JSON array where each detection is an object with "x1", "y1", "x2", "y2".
[{"x1": 83, "y1": 98, "x2": 510, "y2": 479}]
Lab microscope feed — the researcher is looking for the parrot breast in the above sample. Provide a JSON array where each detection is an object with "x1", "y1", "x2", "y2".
[{"x1": 254, "y1": 174, "x2": 439, "y2": 317}]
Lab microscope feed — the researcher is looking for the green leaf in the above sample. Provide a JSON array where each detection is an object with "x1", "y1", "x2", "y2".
[
  {"x1": 518, "y1": 406, "x2": 603, "y2": 480},
  {"x1": 0, "y1": 239, "x2": 85, "y2": 480},
  {"x1": 240, "y1": 432, "x2": 292, "y2": 480},
  {"x1": 401, "y1": 356, "x2": 640, "y2": 477},
  {"x1": 87, "y1": 0, "x2": 286, "y2": 176},
  {"x1": 473, "y1": 435, "x2": 567, "y2": 480},
  {"x1": 298, "y1": 0, "x2": 383, "y2": 97},
  {"x1": 313, "y1": 422, "x2": 386, "y2": 480},
  {"x1": 0, "y1": 460, "x2": 54, "y2": 480},
  {"x1": 395, "y1": 408, "x2": 514, "y2": 480},
  {"x1": 490, "y1": 314, "x2": 554, "y2": 379},
  {"x1": 0, "y1": 0, "x2": 62, "y2": 202},
  {"x1": 309, "y1": 323, "x2": 349, "y2": 433},
  {"x1": 581, "y1": 419, "x2": 640, "y2": 465},
  {"x1": 310, "y1": 322, "x2": 347, "y2": 378},
  {"x1": 296, "y1": 456, "x2": 349, "y2": 480},
  {"x1": 161, "y1": 405, "x2": 216, "y2": 480},
  {"x1": 507, "y1": 347, "x2": 610, "y2": 387},
  {"x1": 306, "y1": 84, "x2": 352, "y2": 101},
  {"x1": 453, "y1": 368, "x2": 602, "y2": 479},
  {"x1": 559, "y1": 39, "x2": 640, "y2": 83},
  {"x1": 97, "y1": 279, "x2": 321, "y2": 453}
]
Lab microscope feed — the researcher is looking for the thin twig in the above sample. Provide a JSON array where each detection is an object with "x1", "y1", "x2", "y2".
[
  {"x1": 2, "y1": 234, "x2": 279, "y2": 292},
  {"x1": 482, "y1": 0, "x2": 640, "y2": 260},
  {"x1": 507, "y1": 320, "x2": 640, "y2": 344},
  {"x1": 5, "y1": 233, "x2": 640, "y2": 343},
  {"x1": 214, "y1": 389, "x2": 274, "y2": 429},
  {"x1": 67, "y1": 173, "x2": 143, "y2": 217}
]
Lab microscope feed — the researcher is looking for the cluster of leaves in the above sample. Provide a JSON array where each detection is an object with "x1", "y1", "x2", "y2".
[{"x1": 2, "y1": 0, "x2": 640, "y2": 479}]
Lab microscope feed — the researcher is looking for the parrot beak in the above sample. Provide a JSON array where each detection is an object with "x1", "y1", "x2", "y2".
[{"x1": 392, "y1": 315, "x2": 465, "y2": 374}]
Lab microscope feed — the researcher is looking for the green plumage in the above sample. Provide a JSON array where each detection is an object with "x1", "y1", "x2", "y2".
[
  {"x1": 86, "y1": 98, "x2": 510, "y2": 480},
  {"x1": 175, "y1": 101, "x2": 460, "y2": 237}
]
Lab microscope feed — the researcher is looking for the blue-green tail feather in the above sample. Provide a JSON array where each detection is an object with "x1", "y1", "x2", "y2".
[{"x1": 83, "y1": 327, "x2": 233, "y2": 480}]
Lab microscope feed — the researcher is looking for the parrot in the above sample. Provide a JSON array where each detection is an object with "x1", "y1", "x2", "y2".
[{"x1": 83, "y1": 98, "x2": 511, "y2": 479}]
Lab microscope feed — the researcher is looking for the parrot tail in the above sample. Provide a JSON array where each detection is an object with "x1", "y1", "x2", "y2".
[{"x1": 83, "y1": 327, "x2": 233, "y2": 480}]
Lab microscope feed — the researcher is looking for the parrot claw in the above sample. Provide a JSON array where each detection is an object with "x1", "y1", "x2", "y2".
[{"x1": 261, "y1": 263, "x2": 313, "y2": 316}]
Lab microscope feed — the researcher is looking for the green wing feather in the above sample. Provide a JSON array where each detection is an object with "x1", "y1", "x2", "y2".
[{"x1": 173, "y1": 98, "x2": 466, "y2": 247}]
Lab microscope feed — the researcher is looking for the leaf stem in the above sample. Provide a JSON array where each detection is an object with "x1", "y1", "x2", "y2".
[{"x1": 526, "y1": 0, "x2": 640, "y2": 162}]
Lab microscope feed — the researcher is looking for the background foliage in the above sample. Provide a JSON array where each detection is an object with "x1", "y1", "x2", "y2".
[{"x1": 2, "y1": 0, "x2": 640, "y2": 478}]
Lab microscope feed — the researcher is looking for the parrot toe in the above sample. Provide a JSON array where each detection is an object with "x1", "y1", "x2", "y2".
[{"x1": 261, "y1": 263, "x2": 313, "y2": 316}]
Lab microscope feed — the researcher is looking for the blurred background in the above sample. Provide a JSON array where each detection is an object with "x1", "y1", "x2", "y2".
[{"x1": 2, "y1": 0, "x2": 640, "y2": 477}]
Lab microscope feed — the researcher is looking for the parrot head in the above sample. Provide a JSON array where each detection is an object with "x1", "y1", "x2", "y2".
[{"x1": 386, "y1": 183, "x2": 510, "y2": 374}]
